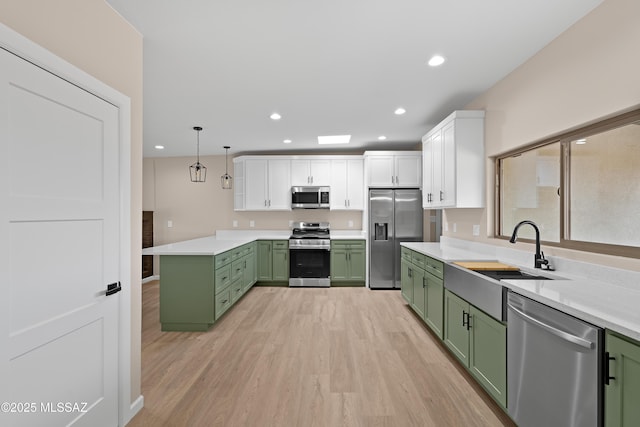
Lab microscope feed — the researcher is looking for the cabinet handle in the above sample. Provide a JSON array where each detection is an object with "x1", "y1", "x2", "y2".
[
  {"x1": 440, "y1": 190, "x2": 444, "y2": 201},
  {"x1": 422, "y1": 277, "x2": 426, "y2": 288},
  {"x1": 408, "y1": 268, "x2": 412, "y2": 278},
  {"x1": 396, "y1": 176, "x2": 399, "y2": 184},
  {"x1": 605, "y1": 352, "x2": 616, "y2": 385},
  {"x1": 221, "y1": 299, "x2": 228, "y2": 304},
  {"x1": 310, "y1": 176, "x2": 313, "y2": 184},
  {"x1": 347, "y1": 199, "x2": 350, "y2": 207},
  {"x1": 345, "y1": 199, "x2": 348, "y2": 207},
  {"x1": 264, "y1": 200, "x2": 267, "y2": 207},
  {"x1": 462, "y1": 310, "x2": 471, "y2": 329}
]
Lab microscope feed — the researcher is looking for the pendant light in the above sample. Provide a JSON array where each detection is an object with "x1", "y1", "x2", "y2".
[
  {"x1": 221, "y1": 146, "x2": 233, "y2": 190},
  {"x1": 189, "y1": 126, "x2": 206, "y2": 182}
]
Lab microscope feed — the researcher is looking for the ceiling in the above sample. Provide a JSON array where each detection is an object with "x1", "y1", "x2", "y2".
[{"x1": 105, "y1": 0, "x2": 602, "y2": 158}]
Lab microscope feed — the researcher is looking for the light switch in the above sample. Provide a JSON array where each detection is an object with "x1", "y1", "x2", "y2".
[
  {"x1": 473, "y1": 224, "x2": 480, "y2": 236},
  {"x1": 348, "y1": 220, "x2": 354, "y2": 228},
  {"x1": 249, "y1": 220, "x2": 255, "y2": 228},
  {"x1": 453, "y1": 223, "x2": 457, "y2": 233},
  {"x1": 233, "y1": 220, "x2": 238, "y2": 228},
  {"x1": 167, "y1": 220, "x2": 173, "y2": 228}
]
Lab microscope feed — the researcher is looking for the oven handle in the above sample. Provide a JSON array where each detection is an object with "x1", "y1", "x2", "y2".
[
  {"x1": 507, "y1": 303, "x2": 594, "y2": 349},
  {"x1": 289, "y1": 246, "x2": 331, "y2": 251}
]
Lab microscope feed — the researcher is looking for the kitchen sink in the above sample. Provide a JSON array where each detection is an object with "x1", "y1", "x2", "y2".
[{"x1": 473, "y1": 269, "x2": 553, "y2": 281}]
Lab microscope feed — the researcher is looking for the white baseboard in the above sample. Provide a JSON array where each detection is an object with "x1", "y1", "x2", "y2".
[
  {"x1": 142, "y1": 275, "x2": 159, "y2": 284},
  {"x1": 124, "y1": 395, "x2": 144, "y2": 425}
]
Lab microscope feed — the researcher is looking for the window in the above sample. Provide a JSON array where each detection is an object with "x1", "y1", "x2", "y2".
[{"x1": 497, "y1": 110, "x2": 640, "y2": 258}]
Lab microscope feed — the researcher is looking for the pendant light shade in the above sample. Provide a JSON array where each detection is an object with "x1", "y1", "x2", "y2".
[
  {"x1": 221, "y1": 146, "x2": 233, "y2": 190},
  {"x1": 189, "y1": 126, "x2": 206, "y2": 182}
]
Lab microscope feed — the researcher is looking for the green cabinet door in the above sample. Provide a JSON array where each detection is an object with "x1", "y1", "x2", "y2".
[
  {"x1": 401, "y1": 259, "x2": 413, "y2": 304},
  {"x1": 606, "y1": 331, "x2": 640, "y2": 427},
  {"x1": 424, "y1": 271, "x2": 444, "y2": 339},
  {"x1": 243, "y1": 253, "x2": 256, "y2": 292},
  {"x1": 348, "y1": 246, "x2": 365, "y2": 281},
  {"x1": 469, "y1": 305, "x2": 507, "y2": 408},
  {"x1": 257, "y1": 240, "x2": 273, "y2": 281},
  {"x1": 411, "y1": 267, "x2": 426, "y2": 319},
  {"x1": 331, "y1": 247, "x2": 349, "y2": 280},
  {"x1": 444, "y1": 289, "x2": 470, "y2": 365},
  {"x1": 272, "y1": 247, "x2": 289, "y2": 281}
]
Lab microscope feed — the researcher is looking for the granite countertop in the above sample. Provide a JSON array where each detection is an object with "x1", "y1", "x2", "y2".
[{"x1": 401, "y1": 241, "x2": 640, "y2": 341}]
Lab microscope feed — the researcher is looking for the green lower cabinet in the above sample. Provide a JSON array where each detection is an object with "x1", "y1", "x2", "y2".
[
  {"x1": 606, "y1": 331, "x2": 640, "y2": 426},
  {"x1": 411, "y1": 267, "x2": 426, "y2": 319},
  {"x1": 444, "y1": 289, "x2": 506, "y2": 408},
  {"x1": 331, "y1": 240, "x2": 365, "y2": 285},
  {"x1": 243, "y1": 252, "x2": 256, "y2": 293},
  {"x1": 468, "y1": 305, "x2": 507, "y2": 408},
  {"x1": 257, "y1": 240, "x2": 289, "y2": 283},
  {"x1": 159, "y1": 255, "x2": 215, "y2": 331},
  {"x1": 401, "y1": 259, "x2": 413, "y2": 303},
  {"x1": 423, "y1": 271, "x2": 443, "y2": 339},
  {"x1": 257, "y1": 241, "x2": 273, "y2": 281},
  {"x1": 444, "y1": 290, "x2": 470, "y2": 365}
]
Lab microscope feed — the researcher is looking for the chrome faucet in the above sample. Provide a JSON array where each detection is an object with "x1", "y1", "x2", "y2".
[{"x1": 509, "y1": 220, "x2": 550, "y2": 269}]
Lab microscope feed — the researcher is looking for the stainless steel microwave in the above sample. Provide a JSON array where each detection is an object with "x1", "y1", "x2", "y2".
[{"x1": 291, "y1": 186, "x2": 330, "y2": 209}]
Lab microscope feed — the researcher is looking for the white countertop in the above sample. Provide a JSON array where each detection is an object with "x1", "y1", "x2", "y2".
[
  {"x1": 402, "y1": 240, "x2": 640, "y2": 341},
  {"x1": 143, "y1": 230, "x2": 366, "y2": 256}
]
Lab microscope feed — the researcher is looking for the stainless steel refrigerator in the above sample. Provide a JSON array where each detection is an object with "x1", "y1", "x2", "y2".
[{"x1": 369, "y1": 189, "x2": 423, "y2": 289}]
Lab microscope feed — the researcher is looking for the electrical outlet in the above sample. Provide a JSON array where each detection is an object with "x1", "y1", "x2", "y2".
[
  {"x1": 249, "y1": 220, "x2": 255, "y2": 228},
  {"x1": 348, "y1": 220, "x2": 354, "y2": 228},
  {"x1": 232, "y1": 220, "x2": 238, "y2": 228},
  {"x1": 453, "y1": 223, "x2": 457, "y2": 233},
  {"x1": 444, "y1": 222, "x2": 449, "y2": 232},
  {"x1": 473, "y1": 224, "x2": 480, "y2": 236},
  {"x1": 289, "y1": 220, "x2": 294, "y2": 227},
  {"x1": 167, "y1": 220, "x2": 173, "y2": 228}
]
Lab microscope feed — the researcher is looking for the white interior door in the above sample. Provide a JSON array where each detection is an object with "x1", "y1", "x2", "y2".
[{"x1": 0, "y1": 47, "x2": 119, "y2": 426}]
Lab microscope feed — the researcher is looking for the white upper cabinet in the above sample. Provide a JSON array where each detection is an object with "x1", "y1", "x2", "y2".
[
  {"x1": 365, "y1": 151, "x2": 422, "y2": 187},
  {"x1": 422, "y1": 110, "x2": 485, "y2": 209},
  {"x1": 291, "y1": 159, "x2": 331, "y2": 186},
  {"x1": 330, "y1": 158, "x2": 364, "y2": 210},
  {"x1": 238, "y1": 158, "x2": 291, "y2": 210}
]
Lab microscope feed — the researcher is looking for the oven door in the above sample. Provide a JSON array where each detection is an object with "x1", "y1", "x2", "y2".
[{"x1": 289, "y1": 247, "x2": 331, "y2": 287}]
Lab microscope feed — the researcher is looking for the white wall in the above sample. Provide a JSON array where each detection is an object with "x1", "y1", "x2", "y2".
[{"x1": 446, "y1": 0, "x2": 640, "y2": 271}]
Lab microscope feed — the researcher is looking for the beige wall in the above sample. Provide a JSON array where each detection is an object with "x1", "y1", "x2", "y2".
[
  {"x1": 0, "y1": 0, "x2": 144, "y2": 403},
  {"x1": 447, "y1": 0, "x2": 640, "y2": 271},
  {"x1": 145, "y1": 155, "x2": 364, "y2": 246}
]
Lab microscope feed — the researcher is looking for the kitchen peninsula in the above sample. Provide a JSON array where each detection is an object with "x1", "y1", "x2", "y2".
[{"x1": 144, "y1": 229, "x2": 366, "y2": 331}]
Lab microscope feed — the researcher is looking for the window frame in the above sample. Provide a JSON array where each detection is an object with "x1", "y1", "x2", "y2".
[{"x1": 495, "y1": 108, "x2": 640, "y2": 259}]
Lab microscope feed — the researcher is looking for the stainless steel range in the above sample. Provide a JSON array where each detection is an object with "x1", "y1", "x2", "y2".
[{"x1": 289, "y1": 222, "x2": 331, "y2": 287}]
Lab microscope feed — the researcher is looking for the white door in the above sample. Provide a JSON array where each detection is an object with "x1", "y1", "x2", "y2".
[
  {"x1": 308, "y1": 159, "x2": 331, "y2": 186},
  {"x1": 330, "y1": 159, "x2": 348, "y2": 209},
  {"x1": 346, "y1": 159, "x2": 364, "y2": 209},
  {"x1": 290, "y1": 159, "x2": 310, "y2": 186},
  {"x1": 267, "y1": 159, "x2": 291, "y2": 210},
  {"x1": 395, "y1": 154, "x2": 422, "y2": 187},
  {"x1": 367, "y1": 156, "x2": 394, "y2": 186},
  {"x1": 0, "y1": 48, "x2": 119, "y2": 426}
]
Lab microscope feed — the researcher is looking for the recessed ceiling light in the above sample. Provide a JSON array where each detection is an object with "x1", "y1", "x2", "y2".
[
  {"x1": 283, "y1": 139, "x2": 292, "y2": 144},
  {"x1": 270, "y1": 112, "x2": 281, "y2": 120},
  {"x1": 394, "y1": 107, "x2": 406, "y2": 115},
  {"x1": 318, "y1": 135, "x2": 351, "y2": 145},
  {"x1": 154, "y1": 145, "x2": 165, "y2": 150},
  {"x1": 428, "y1": 55, "x2": 445, "y2": 67},
  {"x1": 378, "y1": 136, "x2": 387, "y2": 140}
]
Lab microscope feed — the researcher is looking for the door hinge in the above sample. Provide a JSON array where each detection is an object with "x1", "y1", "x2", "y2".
[{"x1": 106, "y1": 281, "x2": 122, "y2": 296}]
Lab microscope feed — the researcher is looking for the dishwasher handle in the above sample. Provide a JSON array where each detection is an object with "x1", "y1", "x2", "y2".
[{"x1": 507, "y1": 303, "x2": 594, "y2": 349}]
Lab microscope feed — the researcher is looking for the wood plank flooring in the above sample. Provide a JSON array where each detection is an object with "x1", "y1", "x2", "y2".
[{"x1": 128, "y1": 282, "x2": 515, "y2": 427}]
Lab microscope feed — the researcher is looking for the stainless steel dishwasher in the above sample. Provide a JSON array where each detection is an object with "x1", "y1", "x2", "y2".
[{"x1": 507, "y1": 291, "x2": 603, "y2": 427}]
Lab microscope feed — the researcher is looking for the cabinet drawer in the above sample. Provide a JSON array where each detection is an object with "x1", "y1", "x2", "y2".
[
  {"x1": 273, "y1": 240, "x2": 289, "y2": 249},
  {"x1": 231, "y1": 259, "x2": 244, "y2": 281},
  {"x1": 411, "y1": 251, "x2": 426, "y2": 269},
  {"x1": 425, "y1": 257, "x2": 444, "y2": 279},
  {"x1": 215, "y1": 251, "x2": 233, "y2": 268},
  {"x1": 215, "y1": 288, "x2": 232, "y2": 320},
  {"x1": 215, "y1": 264, "x2": 232, "y2": 293},
  {"x1": 230, "y1": 278, "x2": 243, "y2": 304},
  {"x1": 401, "y1": 247, "x2": 412, "y2": 262}
]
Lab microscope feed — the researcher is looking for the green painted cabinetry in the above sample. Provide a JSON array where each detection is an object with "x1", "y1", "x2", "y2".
[
  {"x1": 331, "y1": 240, "x2": 365, "y2": 285},
  {"x1": 400, "y1": 247, "x2": 444, "y2": 338},
  {"x1": 606, "y1": 331, "x2": 640, "y2": 426},
  {"x1": 159, "y1": 241, "x2": 256, "y2": 331},
  {"x1": 257, "y1": 240, "x2": 289, "y2": 283},
  {"x1": 444, "y1": 289, "x2": 507, "y2": 408}
]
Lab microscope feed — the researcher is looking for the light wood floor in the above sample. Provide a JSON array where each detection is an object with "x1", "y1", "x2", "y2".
[{"x1": 128, "y1": 282, "x2": 515, "y2": 427}]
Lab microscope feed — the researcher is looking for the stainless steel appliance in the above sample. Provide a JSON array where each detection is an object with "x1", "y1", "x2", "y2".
[
  {"x1": 507, "y1": 291, "x2": 603, "y2": 427},
  {"x1": 291, "y1": 186, "x2": 330, "y2": 209},
  {"x1": 289, "y1": 221, "x2": 331, "y2": 287},
  {"x1": 369, "y1": 189, "x2": 422, "y2": 289}
]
